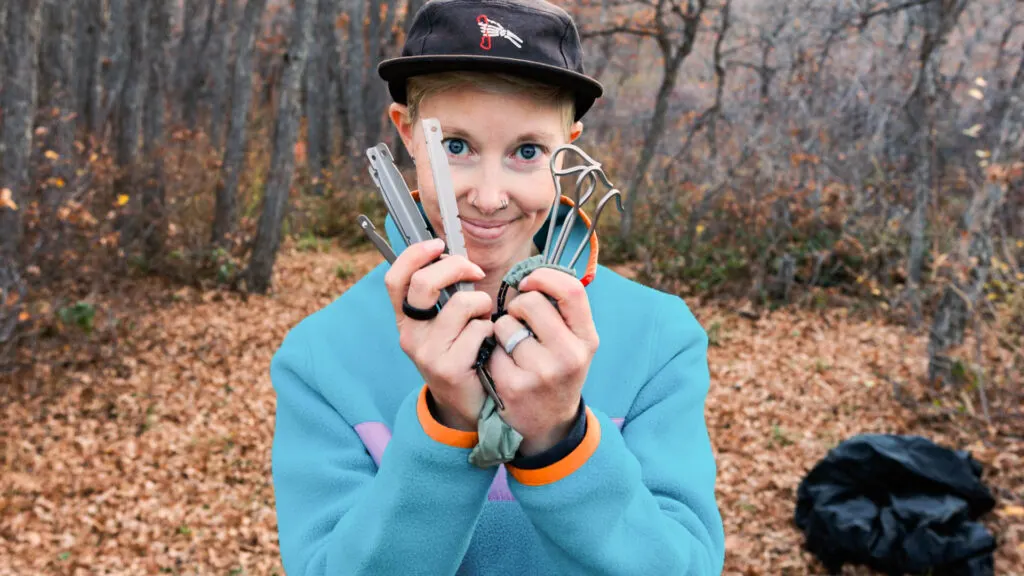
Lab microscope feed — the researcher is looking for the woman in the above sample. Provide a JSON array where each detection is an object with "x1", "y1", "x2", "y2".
[{"x1": 269, "y1": 1, "x2": 725, "y2": 574}]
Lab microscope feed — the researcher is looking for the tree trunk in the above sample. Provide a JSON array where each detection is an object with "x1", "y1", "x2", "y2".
[
  {"x1": 304, "y1": 0, "x2": 333, "y2": 196},
  {"x1": 115, "y1": 0, "x2": 150, "y2": 249},
  {"x1": 182, "y1": 0, "x2": 218, "y2": 132},
  {"x1": 245, "y1": 0, "x2": 317, "y2": 293},
  {"x1": 213, "y1": 0, "x2": 270, "y2": 247},
  {"x1": 101, "y1": 0, "x2": 128, "y2": 143},
  {"x1": 175, "y1": 0, "x2": 204, "y2": 124},
  {"x1": 75, "y1": 0, "x2": 104, "y2": 143},
  {"x1": 343, "y1": 0, "x2": 367, "y2": 154},
  {"x1": 39, "y1": 0, "x2": 76, "y2": 213},
  {"x1": 362, "y1": 0, "x2": 399, "y2": 149},
  {"x1": 0, "y1": 0, "x2": 44, "y2": 260},
  {"x1": 142, "y1": 0, "x2": 173, "y2": 261},
  {"x1": 325, "y1": 0, "x2": 349, "y2": 160},
  {"x1": 904, "y1": 0, "x2": 969, "y2": 323},
  {"x1": 619, "y1": 53, "x2": 684, "y2": 240},
  {"x1": 209, "y1": 0, "x2": 239, "y2": 148},
  {"x1": 0, "y1": 3, "x2": 6, "y2": 84},
  {"x1": 928, "y1": 180, "x2": 1004, "y2": 385}
]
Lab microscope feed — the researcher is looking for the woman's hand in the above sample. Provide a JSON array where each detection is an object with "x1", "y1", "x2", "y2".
[
  {"x1": 488, "y1": 268, "x2": 600, "y2": 457},
  {"x1": 384, "y1": 238, "x2": 492, "y2": 431}
]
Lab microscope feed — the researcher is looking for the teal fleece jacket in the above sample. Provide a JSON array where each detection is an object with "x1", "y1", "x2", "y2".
[{"x1": 269, "y1": 197, "x2": 726, "y2": 575}]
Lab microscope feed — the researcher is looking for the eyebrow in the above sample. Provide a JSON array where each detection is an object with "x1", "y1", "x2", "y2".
[{"x1": 441, "y1": 125, "x2": 557, "y2": 146}]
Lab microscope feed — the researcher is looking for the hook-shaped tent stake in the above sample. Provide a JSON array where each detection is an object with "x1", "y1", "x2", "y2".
[{"x1": 541, "y1": 144, "x2": 625, "y2": 269}]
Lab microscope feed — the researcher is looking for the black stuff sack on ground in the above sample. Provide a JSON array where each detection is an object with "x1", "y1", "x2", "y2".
[{"x1": 794, "y1": 433, "x2": 997, "y2": 575}]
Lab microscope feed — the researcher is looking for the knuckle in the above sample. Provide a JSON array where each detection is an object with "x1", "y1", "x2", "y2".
[
  {"x1": 398, "y1": 330, "x2": 415, "y2": 354},
  {"x1": 537, "y1": 364, "x2": 560, "y2": 385},
  {"x1": 409, "y1": 270, "x2": 432, "y2": 295},
  {"x1": 494, "y1": 314, "x2": 517, "y2": 332},
  {"x1": 469, "y1": 318, "x2": 493, "y2": 333},
  {"x1": 566, "y1": 280, "x2": 586, "y2": 299},
  {"x1": 571, "y1": 345, "x2": 590, "y2": 370},
  {"x1": 384, "y1": 269, "x2": 400, "y2": 293}
]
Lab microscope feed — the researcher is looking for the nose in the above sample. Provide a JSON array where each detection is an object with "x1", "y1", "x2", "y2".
[{"x1": 464, "y1": 157, "x2": 507, "y2": 215}]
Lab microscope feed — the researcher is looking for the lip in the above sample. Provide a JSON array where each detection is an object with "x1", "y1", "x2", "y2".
[{"x1": 460, "y1": 217, "x2": 516, "y2": 241}]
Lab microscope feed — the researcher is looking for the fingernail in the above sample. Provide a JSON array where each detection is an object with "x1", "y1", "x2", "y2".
[
  {"x1": 474, "y1": 265, "x2": 486, "y2": 276},
  {"x1": 429, "y1": 238, "x2": 445, "y2": 250},
  {"x1": 518, "y1": 277, "x2": 530, "y2": 290}
]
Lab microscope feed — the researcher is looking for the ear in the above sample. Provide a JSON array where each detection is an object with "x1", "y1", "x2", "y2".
[
  {"x1": 389, "y1": 103, "x2": 415, "y2": 156},
  {"x1": 569, "y1": 121, "x2": 584, "y2": 143}
]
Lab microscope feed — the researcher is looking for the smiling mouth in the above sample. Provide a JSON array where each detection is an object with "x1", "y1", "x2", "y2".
[{"x1": 460, "y1": 216, "x2": 519, "y2": 241}]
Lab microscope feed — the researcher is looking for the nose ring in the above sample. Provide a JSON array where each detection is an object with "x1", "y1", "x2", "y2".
[{"x1": 500, "y1": 199, "x2": 508, "y2": 210}]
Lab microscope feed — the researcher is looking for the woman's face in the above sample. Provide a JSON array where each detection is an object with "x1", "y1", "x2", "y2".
[{"x1": 392, "y1": 86, "x2": 580, "y2": 274}]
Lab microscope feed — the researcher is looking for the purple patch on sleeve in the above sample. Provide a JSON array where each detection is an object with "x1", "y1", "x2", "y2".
[
  {"x1": 488, "y1": 466, "x2": 515, "y2": 501},
  {"x1": 354, "y1": 422, "x2": 391, "y2": 467},
  {"x1": 612, "y1": 417, "x2": 625, "y2": 429}
]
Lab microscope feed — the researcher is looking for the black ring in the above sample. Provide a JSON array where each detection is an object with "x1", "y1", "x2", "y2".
[{"x1": 402, "y1": 298, "x2": 439, "y2": 321}]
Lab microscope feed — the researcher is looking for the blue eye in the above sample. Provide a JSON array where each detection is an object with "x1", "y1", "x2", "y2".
[
  {"x1": 516, "y1": 144, "x2": 540, "y2": 161},
  {"x1": 444, "y1": 138, "x2": 468, "y2": 156}
]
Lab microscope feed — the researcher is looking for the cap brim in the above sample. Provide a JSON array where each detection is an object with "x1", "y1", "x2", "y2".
[{"x1": 378, "y1": 55, "x2": 604, "y2": 122}]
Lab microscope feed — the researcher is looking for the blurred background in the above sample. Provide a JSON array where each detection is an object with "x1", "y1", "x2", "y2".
[{"x1": 1, "y1": 0, "x2": 1021, "y2": 573}]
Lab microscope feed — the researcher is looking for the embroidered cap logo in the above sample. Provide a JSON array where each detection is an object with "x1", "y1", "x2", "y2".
[{"x1": 476, "y1": 14, "x2": 524, "y2": 50}]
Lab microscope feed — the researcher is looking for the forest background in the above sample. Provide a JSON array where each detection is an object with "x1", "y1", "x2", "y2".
[{"x1": 1, "y1": 0, "x2": 1022, "y2": 573}]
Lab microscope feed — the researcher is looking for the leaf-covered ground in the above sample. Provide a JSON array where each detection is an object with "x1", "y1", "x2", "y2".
[{"x1": 2, "y1": 246, "x2": 1021, "y2": 575}]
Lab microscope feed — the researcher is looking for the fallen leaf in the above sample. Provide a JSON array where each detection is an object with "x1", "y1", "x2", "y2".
[
  {"x1": 1, "y1": 188, "x2": 17, "y2": 211},
  {"x1": 1001, "y1": 505, "x2": 1024, "y2": 517}
]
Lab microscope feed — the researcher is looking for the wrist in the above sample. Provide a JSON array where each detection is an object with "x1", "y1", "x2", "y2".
[
  {"x1": 427, "y1": 390, "x2": 476, "y2": 432},
  {"x1": 518, "y1": 410, "x2": 577, "y2": 457}
]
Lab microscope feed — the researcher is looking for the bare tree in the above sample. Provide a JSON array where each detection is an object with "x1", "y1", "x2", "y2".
[
  {"x1": 343, "y1": 0, "x2": 368, "y2": 155},
  {"x1": 213, "y1": 0, "x2": 271, "y2": 247},
  {"x1": 142, "y1": 0, "x2": 174, "y2": 261},
  {"x1": 0, "y1": 0, "x2": 43, "y2": 368},
  {"x1": 101, "y1": 0, "x2": 129, "y2": 141},
  {"x1": 180, "y1": 0, "x2": 218, "y2": 132},
  {"x1": 305, "y1": 0, "x2": 340, "y2": 196},
  {"x1": 114, "y1": 0, "x2": 150, "y2": 248},
  {"x1": 209, "y1": 0, "x2": 239, "y2": 148},
  {"x1": 1, "y1": 0, "x2": 45, "y2": 259},
  {"x1": 75, "y1": 0, "x2": 105, "y2": 143},
  {"x1": 583, "y1": 0, "x2": 711, "y2": 240},
  {"x1": 245, "y1": 0, "x2": 318, "y2": 293},
  {"x1": 362, "y1": 0, "x2": 401, "y2": 149},
  {"x1": 904, "y1": 0, "x2": 970, "y2": 324}
]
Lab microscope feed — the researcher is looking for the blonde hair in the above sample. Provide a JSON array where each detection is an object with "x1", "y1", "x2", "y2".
[{"x1": 405, "y1": 71, "x2": 576, "y2": 138}]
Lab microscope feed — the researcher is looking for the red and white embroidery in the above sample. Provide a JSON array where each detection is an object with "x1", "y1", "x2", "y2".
[{"x1": 476, "y1": 15, "x2": 524, "y2": 50}]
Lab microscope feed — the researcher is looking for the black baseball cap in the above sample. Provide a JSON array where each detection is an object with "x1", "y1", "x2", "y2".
[{"x1": 378, "y1": 0, "x2": 604, "y2": 121}]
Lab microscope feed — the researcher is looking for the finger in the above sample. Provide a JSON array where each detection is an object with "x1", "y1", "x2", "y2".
[
  {"x1": 384, "y1": 238, "x2": 446, "y2": 312},
  {"x1": 494, "y1": 313, "x2": 548, "y2": 366},
  {"x1": 406, "y1": 254, "x2": 486, "y2": 310},
  {"x1": 518, "y1": 268, "x2": 597, "y2": 345},
  {"x1": 486, "y1": 341, "x2": 534, "y2": 402},
  {"x1": 506, "y1": 291, "x2": 575, "y2": 347},
  {"x1": 447, "y1": 317, "x2": 495, "y2": 369},
  {"x1": 434, "y1": 290, "x2": 493, "y2": 345}
]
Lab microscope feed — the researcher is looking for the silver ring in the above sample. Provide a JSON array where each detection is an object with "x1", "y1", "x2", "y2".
[{"x1": 504, "y1": 326, "x2": 533, "y2": 355}]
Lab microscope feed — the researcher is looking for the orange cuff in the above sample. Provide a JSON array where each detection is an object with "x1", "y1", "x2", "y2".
[
  {"x1": 416, "y1": 386, "x2": 478, "y2": 449},
  {"x1": 506, "y1": 407, "x2": 601, "y2": 486}
]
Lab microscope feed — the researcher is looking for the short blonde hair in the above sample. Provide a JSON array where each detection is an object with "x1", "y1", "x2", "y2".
[{"x1": 406, "y1": 71, "x2": 576, "y2": 138}]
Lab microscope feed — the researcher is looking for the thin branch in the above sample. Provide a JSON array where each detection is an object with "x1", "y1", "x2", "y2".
[{"x1": 580, "y1": 26, "x2": 658, "y2": 39}]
